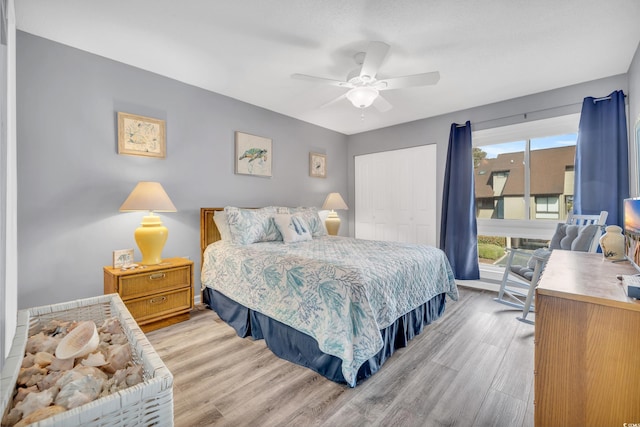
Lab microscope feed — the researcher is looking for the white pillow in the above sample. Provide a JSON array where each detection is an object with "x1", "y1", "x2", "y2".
[
  {"x1": 213, "y1": 210, "x2": 232, "y2": 241},
  {"x1": 318, "y1": 210, "x2": 329, "y2": 234},
  {"x1": 274, "y1": 214, "x2": 312, "y2": 243}
]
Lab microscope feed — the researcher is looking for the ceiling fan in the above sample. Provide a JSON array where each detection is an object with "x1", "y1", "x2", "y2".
[{"x1": 292, "y1": 41, "x2": 440, "y2": 112}]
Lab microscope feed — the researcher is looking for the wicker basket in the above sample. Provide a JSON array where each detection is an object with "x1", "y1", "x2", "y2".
[{"x1": 1, "y1": 294, "x2": 173, "y2": 426}]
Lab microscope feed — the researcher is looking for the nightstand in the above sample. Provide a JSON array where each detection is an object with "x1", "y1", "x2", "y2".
[{"x1": 104, "y1": 257, "x2": 194, "y2": 332}]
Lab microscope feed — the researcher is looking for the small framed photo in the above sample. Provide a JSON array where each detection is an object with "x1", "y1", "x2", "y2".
[
  {"x1": 117, "y1": 112, "x2": 166, "y2": 158},
  {"x1": 113, "y1": 249, "x2": 134, "y2": 268},
  {"x1": 235, "y1": 131, "x2": 272, "y2": 177},
  {"x1": 309, "y1": 152, "x2": 326, "y2": 178}
]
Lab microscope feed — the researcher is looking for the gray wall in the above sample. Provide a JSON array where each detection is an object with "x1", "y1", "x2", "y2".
[
  {"x1": 16, "y1": 32, "x2": 348, "y2": 308},
  {"x1": 15, "y1": 30, "x2": 640, "y2": 310},
  {"x1": 346, "y1": 74, "x2": 630, "y2": 241}
]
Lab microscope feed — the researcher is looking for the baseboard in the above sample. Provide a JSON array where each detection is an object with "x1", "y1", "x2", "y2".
[{"x1": 456, "y1": 279, "x2": 500, "y2": 293}]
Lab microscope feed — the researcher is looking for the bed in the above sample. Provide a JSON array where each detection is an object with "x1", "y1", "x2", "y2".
[{"x1": 200, "y1": 207, "x2": 458, "y2": 387}]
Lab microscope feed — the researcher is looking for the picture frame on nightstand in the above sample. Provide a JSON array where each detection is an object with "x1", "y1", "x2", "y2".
[{"x1": 113, "y1": 248, "x2": 134, "y2": 268}]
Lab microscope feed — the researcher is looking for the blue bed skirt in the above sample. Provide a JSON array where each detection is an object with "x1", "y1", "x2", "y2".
[{"x1": 203, "y1": 287, "x2": 447, "y2": 386}]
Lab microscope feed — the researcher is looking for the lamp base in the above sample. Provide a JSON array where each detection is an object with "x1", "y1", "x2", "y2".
[
  {"x1": 325, "y1": 211, "x2": 341, "y2": 236},
  {"x1": 135, "y1": 214, "x2": 168, "y2": 265}
]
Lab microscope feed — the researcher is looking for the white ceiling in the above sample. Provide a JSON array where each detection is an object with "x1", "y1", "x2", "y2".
[{"x1": 15, "y1": 0, "x2": 640, "y2": 135}]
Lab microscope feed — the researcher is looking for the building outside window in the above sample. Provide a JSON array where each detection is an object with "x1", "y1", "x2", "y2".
[{"x1": 472, "y1": 114, "x2": 580, "y2": 273}]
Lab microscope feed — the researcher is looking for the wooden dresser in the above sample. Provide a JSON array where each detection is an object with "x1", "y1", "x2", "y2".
[
  {"x1": 104, "y1": 257, "x2": 194, "y2": 332},
  {"x1": 534, "y1": 250, "x2": 640, "y2": 427}
]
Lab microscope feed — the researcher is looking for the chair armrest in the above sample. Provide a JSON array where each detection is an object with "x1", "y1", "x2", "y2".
[{"x1": 505, "y1": 248, "x2": 551, "y2": 258}]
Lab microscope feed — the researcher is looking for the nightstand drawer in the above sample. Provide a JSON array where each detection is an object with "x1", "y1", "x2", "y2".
[
  {"x1": 118, "y1": 266, "x2": 190, "y2": 298},
  {"x1": 124, "y1": 287, "x2": 192, "y2": 323}
]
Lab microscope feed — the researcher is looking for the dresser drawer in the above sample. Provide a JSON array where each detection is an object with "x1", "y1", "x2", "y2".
[
  {"x1": 124, "y1": 287, "x2": 192, "y2": 324},
  {"x1": 118, "y1": 266, "x2": 191, "y2": 298}
]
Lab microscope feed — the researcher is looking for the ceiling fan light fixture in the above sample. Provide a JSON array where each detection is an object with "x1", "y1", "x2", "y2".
[{"x1": 346, "y1": 87, "x2": 379, "y2": 109}]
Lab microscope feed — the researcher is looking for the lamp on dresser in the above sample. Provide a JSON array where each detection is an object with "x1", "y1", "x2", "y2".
[
  {"x1": 119, "y1": 181, "x2": 177, "y2": 265},
  {"x1": 322, "y1": 192, "x2": 348, "y2": 236}
]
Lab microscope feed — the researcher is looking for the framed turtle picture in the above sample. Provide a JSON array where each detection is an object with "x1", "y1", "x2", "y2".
[{"x1": 235, "y1": 131, "x2": 272, "y2": 177}]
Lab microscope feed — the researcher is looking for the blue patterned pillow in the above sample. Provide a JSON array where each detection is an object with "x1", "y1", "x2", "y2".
[
  {"x1": 289, "y1": 207, "x2": 326, "y2": 237},
  {"x1": 273, "y1": 214, "x2": 312, "y2": 243},
  {"x1": 224, "y1": 206, "x2": 281, "y2": 245}
]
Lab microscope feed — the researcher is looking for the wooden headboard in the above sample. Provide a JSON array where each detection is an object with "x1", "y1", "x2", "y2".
[{"x1": 200, "y1": 208, "x2": 224, "y2": 264}]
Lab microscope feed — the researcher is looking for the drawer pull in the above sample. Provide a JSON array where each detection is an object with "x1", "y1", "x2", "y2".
[
  {"x1": 149, "y1": 273, "x2": 166, "y2": 280},
  {"x1": 149, "y1": 296, "x2": 167, "y2": 305}
]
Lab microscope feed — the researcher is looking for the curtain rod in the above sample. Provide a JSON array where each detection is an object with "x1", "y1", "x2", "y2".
[
  {"x1": 592, "y1": 94, "x2": 627, "y2": 103},
  {"x1": 454, "y1": 93, "x2": 627, "y2": 128}
]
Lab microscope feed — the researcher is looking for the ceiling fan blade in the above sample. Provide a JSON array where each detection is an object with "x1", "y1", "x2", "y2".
[
  {"x1": 291, "y1": 73, "x2": 351, "y2": 88},
  {"x1": 359, "y1": 41, "x2": 390, "y2": 80},
  {"x1": 373, "y1": 94, "x2": 393, "y2": 112},
  {"x1": 319, "y1": 93, "x2": 348, "y2": 109},
  {"x1": 377, "y1": 71, "x2": 440, "y2": 90}
]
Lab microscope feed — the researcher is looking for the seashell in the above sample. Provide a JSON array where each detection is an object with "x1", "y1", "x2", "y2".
[
  {"x1": 21, "y1": 353, "x2": 35, "y2": 368},
  {"x1": 55, "y1": 375, "x2": 103, "y2": 409},
  {"x1": 26, "y1": 332, "x2": 60, "y2": 354},
  {"x1": 48, "y1": 355, "x2": 75, "y2": 371},
  {"x1": 81, "y1": 351, "x2": 108, "y2": 367},
  {"x1": 99, "y1": 317, "x2": 123, "y2": 335},
  {"x1": 37, "y1": 370, "x2": 64, "y2": 392},
  {"x1": 13, "y1": 385, "x2": 38, "y2": 404},
  {"x1": 74, "y1": 365, "x2": 108, "y2": 379},
  {"x1": 15, "y1": 389, "x2": 54, "y2": 418},
  {"x1": 41, "y1": 319, "x2": 70, "y2": 336},
  {"x1": 14, "y1": 405, "x2": 66, "y2": 427},
  {"x1": 55, "y1": 321, "x2": 99, "y2": 360},
  {"x1": 34, "y1": 351, "x2": 55, "y2": 367},
  {"x1": 17, "y1": 365, "x2": 47, "y2": 386},
  {"x1": 110, "y1": 333, "x2": 128, "y2": 345},
  {"x1": 2, "y1": 407, "x2": 23, "y2": 426},
  {"x1": 125, "y1": 364, "x2": 144, "y2": 386},
  {"x1": 101, "y1": 343, "x2": 132, "y2": 374}
]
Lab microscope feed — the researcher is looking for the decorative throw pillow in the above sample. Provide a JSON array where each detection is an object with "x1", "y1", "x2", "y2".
[
  {"x1": 548, "y1": 223, "x2": 598, "y2": 252},
  {"x1": 213, "y1": 210, "x2": 232, "y2": 241},
  {"x1": 289, "y1": 207, "x2": 326, "y2": 237},
  {"x1": 273, "y1": 214, "x2": 312, "y2": 243},
  {"x1": 224, "y1": 206, "x2": 281, "y2": 245},
  {"x1": 526, "y1": 248, "x2": 552, "y2": 269}
]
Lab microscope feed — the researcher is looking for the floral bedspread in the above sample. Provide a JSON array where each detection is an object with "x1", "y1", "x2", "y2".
[{"x1": 201, "y1": 236, "x2": 458, "y2": 386}]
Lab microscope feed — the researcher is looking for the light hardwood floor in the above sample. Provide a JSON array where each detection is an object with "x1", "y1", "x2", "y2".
[{"x1": 146, "y1": 286, "x2": 535, "y2": 427}]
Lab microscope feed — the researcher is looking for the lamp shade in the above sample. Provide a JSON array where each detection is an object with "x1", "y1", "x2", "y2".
[
  {"x1": 345, "y1": 87, "x2": 379, "y2": 109},
  {"x1": 119, "y1": 181, "x2": 177, "y2": 212},
  {"x1": 120, "y1": 182, "x2": 176, "y2": 265},
  {"x1": 322, "y1": 192, "x2": 348, "y2": 211}
]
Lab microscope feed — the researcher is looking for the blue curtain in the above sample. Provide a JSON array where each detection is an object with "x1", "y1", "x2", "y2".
[
  {"x1": 440, "y1": 121, "x2": 480, "y2": 280},
  {"x1": 574, "y1": 90, "x2": 629, "y2": 227}
]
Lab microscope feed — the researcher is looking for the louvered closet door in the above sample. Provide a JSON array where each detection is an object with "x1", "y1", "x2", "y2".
[{"x1": 355, "y1": 144, "x2": 437, "y2": 245}]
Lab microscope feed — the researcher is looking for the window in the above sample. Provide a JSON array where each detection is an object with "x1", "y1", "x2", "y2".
[
  {"x1": 472, "y1": 114, "x2": 580, "y2": 269},
  {"x1": 474, "y1": 128, "x2": 577, "y2": 222},
  {"x1": 535, "y1": 196, "x2": 560, "y2": 219}
]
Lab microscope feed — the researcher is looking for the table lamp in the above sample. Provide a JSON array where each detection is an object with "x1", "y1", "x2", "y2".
[
  {"x1": 119, "y1": 181, "x2": 177, "y2": 265},
  {"x1": 322, "y1": 192, "x2": 348, "y2": 236}
]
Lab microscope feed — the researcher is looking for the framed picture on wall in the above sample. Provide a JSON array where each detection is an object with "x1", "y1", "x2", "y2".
[
  {"x1": 117, "y1": 112, "x2": 166, "y2": 158},
  {"x1": 309, "y1": 152, "x2": 326, "y2": 178},
  {"x1": 235, "y1": 131, "x2": 272, "y2": 177}
]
